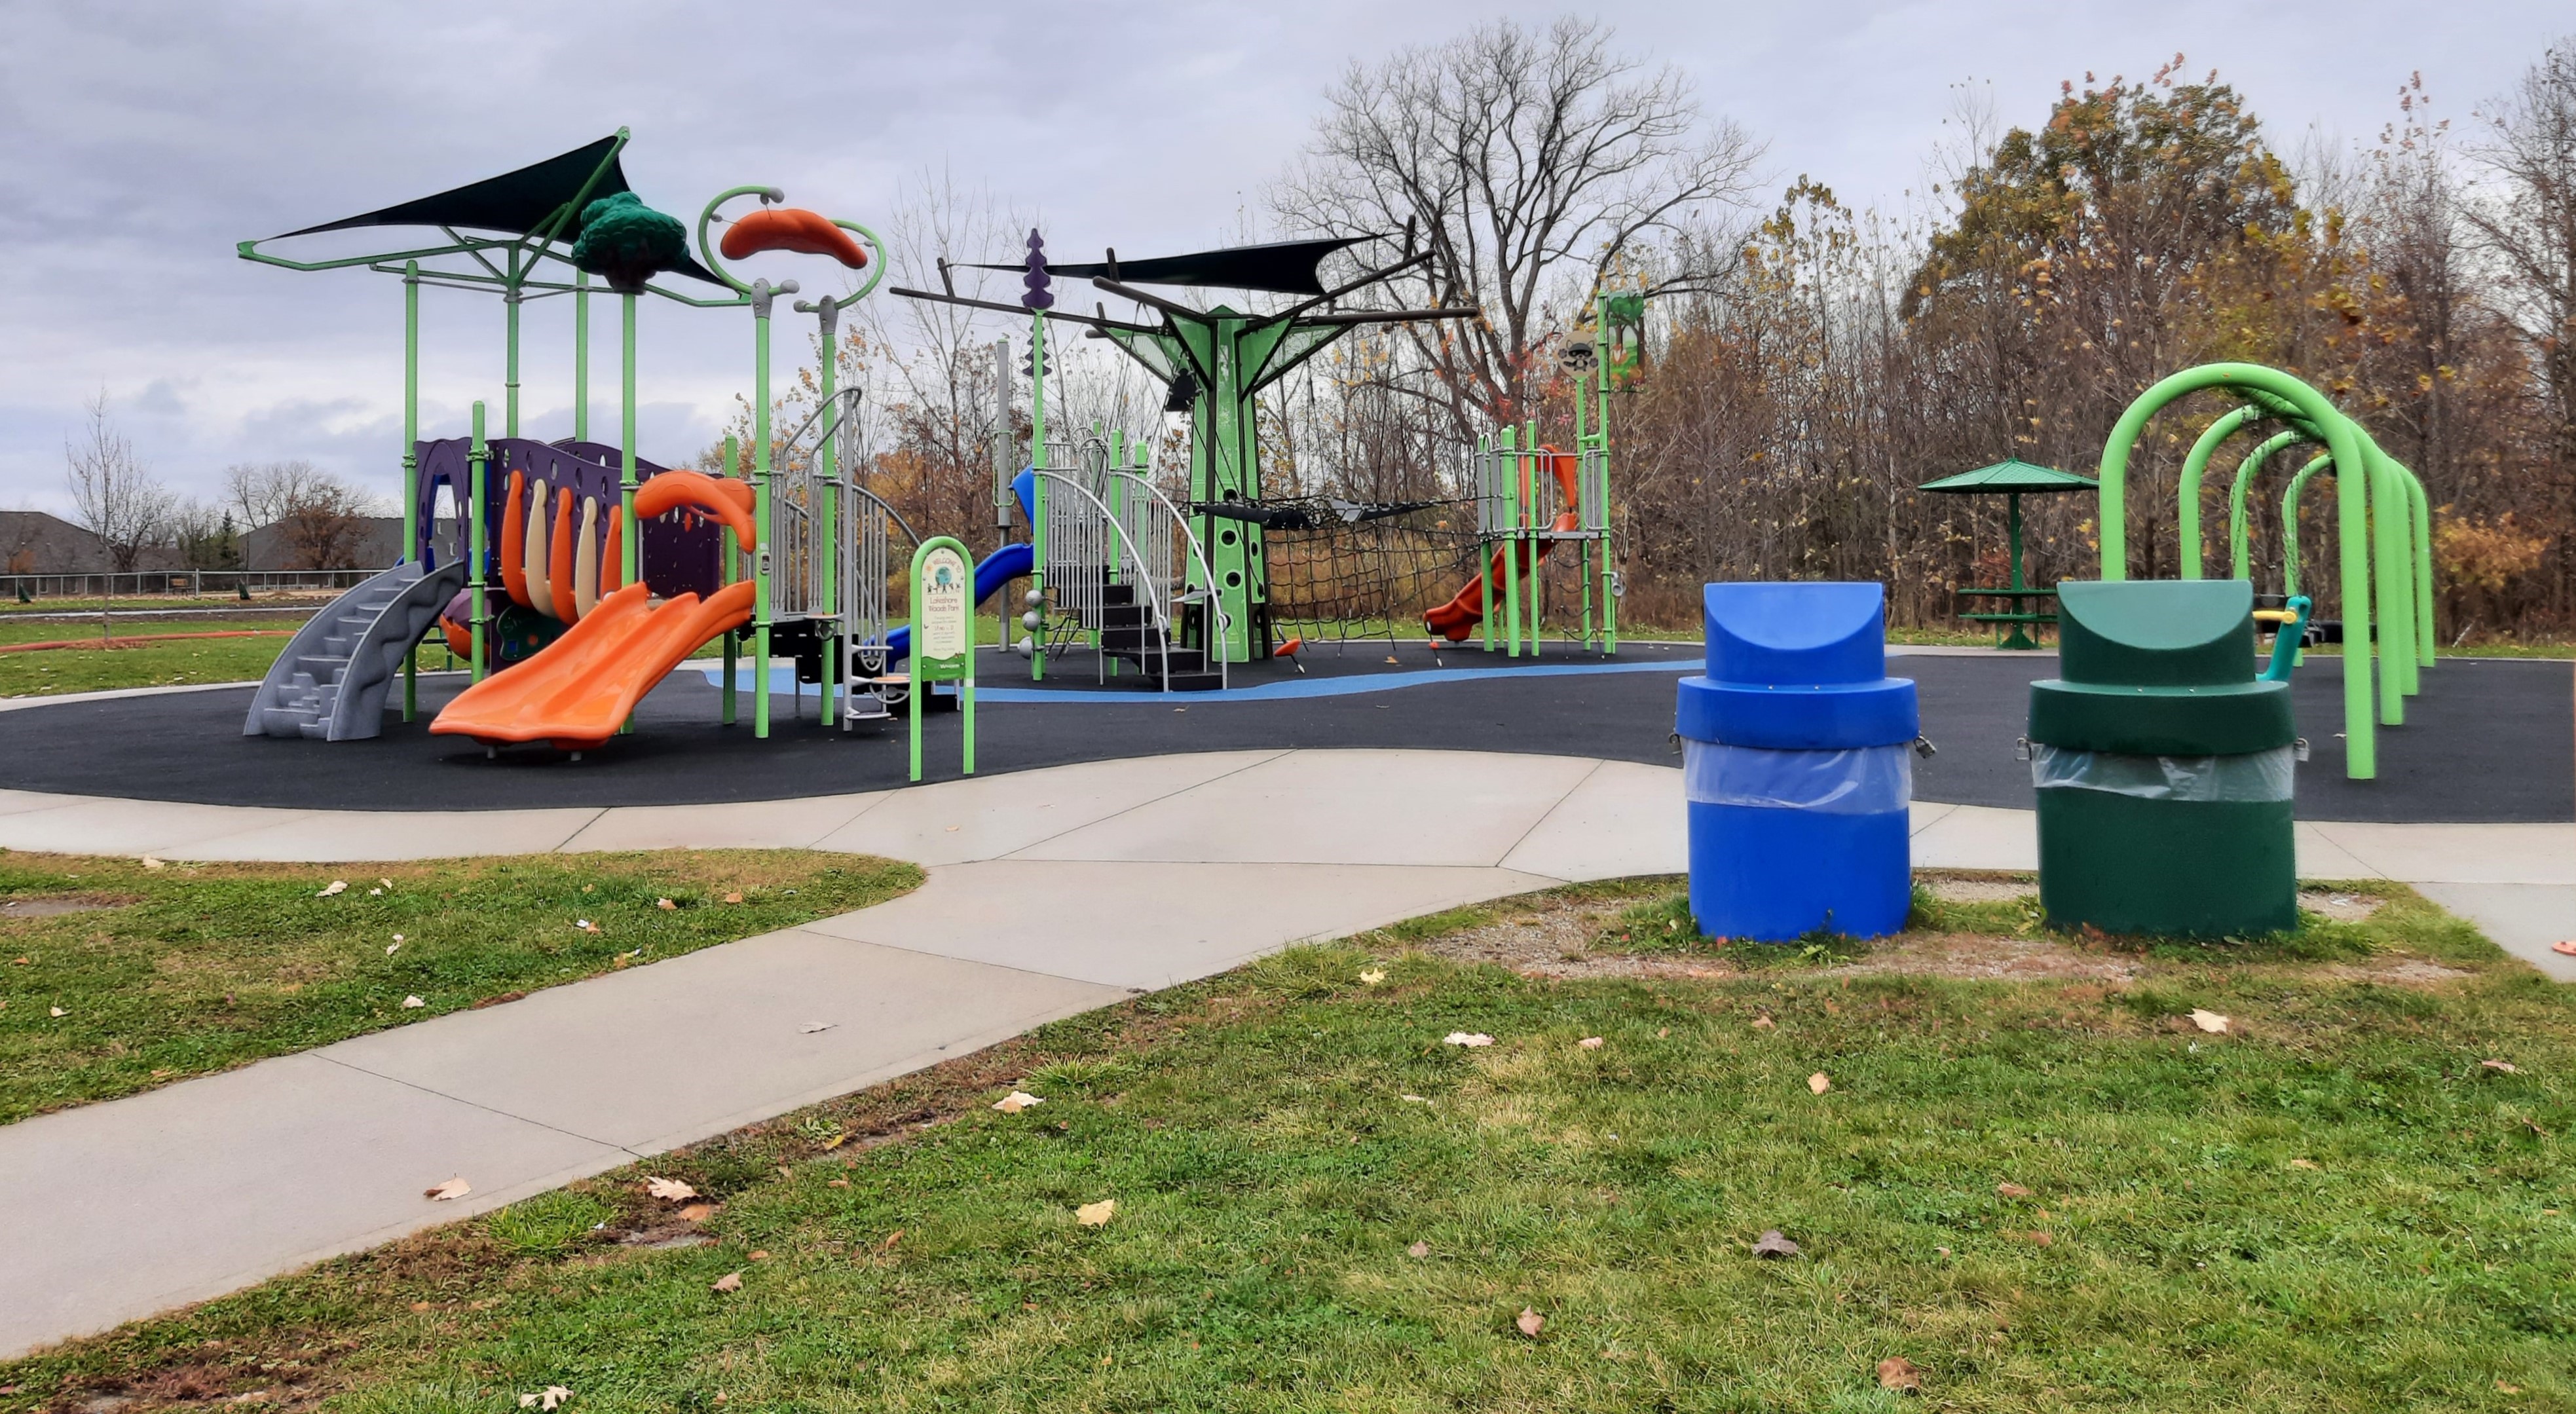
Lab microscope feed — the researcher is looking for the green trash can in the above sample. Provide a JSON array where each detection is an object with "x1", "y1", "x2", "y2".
[{"x1": 2028, "y1": 580, "x2": 2300, "y2": 937}]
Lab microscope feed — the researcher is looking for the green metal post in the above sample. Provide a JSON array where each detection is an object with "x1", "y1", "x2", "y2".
[
  {"x1": 574, "y1": 270, "x2": 590, "y2": 443},
  {"x1": 503, "y1": 254, "x2": 522, "y2": 438},
  {"x1": 468, "y1": 401, "x2": 489, "y2": 682},
  {"x1": 2282, "y1": 453, "x2": 2334, "y2": 667},
  {"x1": 1598, "y1": 311, "x2": 1616, "y2": 656},
  {"x1": 722, "y1": 434, "x2": 739, "y2": 726},
  {"x1": 815, "y1": 302, "x2": 840, "y2": 727},
  {"x1": 1478, "y1": 432, "x2": 1496, "y2": 654},
  {"x1": 1501, "y1": 426, "x2": 1522, "y2": 659},
  {"x1": 753, "y1": 284, "x2": 775, "y2": 737},
  {"x1": 620, "y1": 291, "x2": 639, "y2": 587},
  {"x1": 401, "y1": 260, "x2": 420, "y2": 720}
]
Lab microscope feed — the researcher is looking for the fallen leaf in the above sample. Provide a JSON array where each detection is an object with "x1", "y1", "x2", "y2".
[
  {"x1": 401, "y1": 995, "x2": 424, "y2": 1009},
  {"x1": 646, "y1": 1176, "x2": 699, "y2": 1202},
  {"x1": 49, "y1": 1006, "x2": 65, "y2": 1018},
  {"x1": 2500, "y1": 1382, "x2": 2524, "y2": 1394},
  {"x1": 1935, "y1": 1246, "x2": 1952, "y2": 1257},
  {"x1": 656, "y1": 898, "x2": 677, "y2": 910},
  {"x1": 1358, "y1": 968, "x2": 1387, "y2": 986},
  {"x1": 1075, "y1": 1199, "x2": 1117, "y2": 1227},
  {"x1": 749, "y1": 1250, "x2": 769, "y2": 1261},
  {"x1": 2290, "y1": 1159, "x2": 2319, "y2": 1170},
  {"x1": 1751, "y1": 1015, "x2": 1775, "y2": 1030},
  {"x1": 516, "y1": 1387, "x2": 572, "y2": 1411},
  {"x1": 2188, "y1": 1009, "x2": 2230, "y2": 1034},
  {"x1": 142, "y1": 857, "x2": 164, "y2": 870},
  {"x1": 800, "y1": 1021, "x2": 836, "y2": 1034},
  {"x1": 879, "y1": 1229, "x2": 904, "y2": 1251},
  {"x1": 574, "y1": 920, "x2": 599, "y2": 934},
  {"x1": 2482, "y1": 1058, "x2": 2520, "y2": 1074},
  {"x1": 317, "y1": 880, "x2": 347, "y2": 897},
  {"x1": 1996, "y1": 1182, "x2": 2032, "y2": 1199},
  {"x1": 821, "y1": 1133, "x2": 848, "y2": 1149},
  {"x1": 1578, "y1": 1036, "x2": 1605, "y2": 1049},
  {"x1": 992, "y1": 1090, "x2": 1045, "y2": 1113},
  {"x1": 409, "y1": 1301, "x2": 434, "y2": 1312},
  {"x1": 1657, "y1": 1027, "x2": 1670, "y2": 1037},
  {"x1": 385, "y1": 942, "x2": 401, "y2": 956},
  {"x1": 677, "y1": 1202, "x2": 715, "y2": 1222},
  {"x1": 1444, "y1": 1032, "x2": 1495, "y2": 1048},
  {"x1": 1877, "y1": 1355, "x2": 1922, "y2": 1392},
  {"x1": 723, "y1": 892, "x2": 743, "y2": 904},
  {"x1": 2023, "y1": 1230, "x2": 2054, "y2": 1246},
  {"x1": 424, "y1": 1177, "x2": 472, "y2": 1201},
  {"x1": 1751, "y1": 1229, "x2": 1801, "y2": 1259},
  {"x1": 379, "y1": 878, "x2": 393, "y2": 889},
  {"x1": 1515, "y1": 1307, "x2": 1544, "y2": 1338},
  {"x1": 827, "y1": 1178, "x2": 849, "y2": 1188},
  {"x1": 1406, "y1": 1240, "x2": 1430, "y2": 1258},
  {"x1": 1808, "y1": 1072, "x2": 1832, "y2": 1095},
  {"x1": 369, "y1": 887, "x2": 383, "y2": 897},
  {"x1": 1400, "y1": 1094, "x2": 1430, "y2": 1104},
  {"x1": 711, "y1": 1271, "x2": 742, "y2": 1293}
]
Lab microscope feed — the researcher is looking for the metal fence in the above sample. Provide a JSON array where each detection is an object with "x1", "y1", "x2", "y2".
[{"x1": 2, "y1": 569, "x2": 381, "y2": 601}]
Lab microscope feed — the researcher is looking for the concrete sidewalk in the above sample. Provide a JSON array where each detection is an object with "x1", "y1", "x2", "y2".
[{"x1": 0, "y1": 748, "x2": 2569, "y2": 1357}]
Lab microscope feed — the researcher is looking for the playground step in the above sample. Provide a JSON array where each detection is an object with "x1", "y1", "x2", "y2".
[{"x1": 243, "y1": 559, "x2": 466, "y2": 743}]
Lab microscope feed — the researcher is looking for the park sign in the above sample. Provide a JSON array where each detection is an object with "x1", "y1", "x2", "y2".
[{"x1": 908, "y1": 537, "x2": 976, "y2": 782}]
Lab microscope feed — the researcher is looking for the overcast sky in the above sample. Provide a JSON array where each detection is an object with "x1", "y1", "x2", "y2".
[{"x1": 3, "y1": 1, "x2": 2566, "y2": 520}]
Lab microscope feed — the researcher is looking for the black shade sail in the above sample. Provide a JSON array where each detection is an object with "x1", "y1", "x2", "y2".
[
  {"x1": 271, "y1": 136, "x2": 726, "y2": 286},
  {"x1": 964, "y1": 235, "x2": 1375, "y2": 297}
]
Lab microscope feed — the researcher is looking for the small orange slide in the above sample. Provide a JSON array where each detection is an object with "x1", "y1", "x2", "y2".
[
  {"x1": 1423, "y1": 447, "x2": 1582, "y2": 642},
  {"x1": 431, "y1": 470, "x2": 758, "y2": 752}
]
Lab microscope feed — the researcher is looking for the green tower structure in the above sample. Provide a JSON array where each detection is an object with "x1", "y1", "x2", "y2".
[{"x1": 897, "y1": 234, "x2": 1478, "y2": 663}]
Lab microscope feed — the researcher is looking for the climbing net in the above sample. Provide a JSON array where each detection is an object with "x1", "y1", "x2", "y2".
[{"x1": 1219, "y1": 495, "x2": 1481, "y2": 648}]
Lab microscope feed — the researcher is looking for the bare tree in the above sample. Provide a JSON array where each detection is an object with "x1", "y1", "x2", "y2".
[
  {"x1": 64, "y1": 393, "x2": 171, "y2": 576},
  {"x1": 225, "y1": 459, "x2": 383, "y2": 569},
  {"x1": 1273, "y1": 15, "x2": 1764, "y2": 430},
  {"x1": 2464, "y1": 35, "x2": 2576, "y2": 610}
]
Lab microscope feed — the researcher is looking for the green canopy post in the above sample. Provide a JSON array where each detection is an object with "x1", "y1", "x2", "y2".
[{"x1": 1917, "y1": 458, "x2": 2098, "y2": 650}]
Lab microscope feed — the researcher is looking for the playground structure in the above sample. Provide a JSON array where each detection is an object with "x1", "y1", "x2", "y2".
[
  {"x1": 2099, "y1": 362, "x2": 2438, "y2": 780},
  {"x1": 899, "y1": 231, "x2": 1628, "y2": 673},
  {"x1": 232, "y1": 132, "x2": 980, "y2": 753}
]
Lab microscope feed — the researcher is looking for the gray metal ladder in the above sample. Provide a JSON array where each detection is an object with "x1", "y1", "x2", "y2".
[{"x1": 242, "y1": 560, "x2": 466, "y2": 741}]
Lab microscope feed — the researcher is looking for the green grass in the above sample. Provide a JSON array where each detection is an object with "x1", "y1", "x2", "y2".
[
  {"x1": 0, "y1": 850, "x2": 919, "y2": 1123},
  {"x1": 0, "y1": 617, "x2": 308, "y2": 697},
  {"x1": 7, "y1": 877, "x2": 2569, "y2": 1411}
]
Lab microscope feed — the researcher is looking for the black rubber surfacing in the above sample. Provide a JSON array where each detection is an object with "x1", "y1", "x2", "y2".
[{"x1": 0, "y1": 647, "x2": 2564, "y2": 824}]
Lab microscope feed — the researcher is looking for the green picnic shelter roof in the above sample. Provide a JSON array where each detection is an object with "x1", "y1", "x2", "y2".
[{"x1": 1916, "y1": 458, "x2": 2099, "y2": 494}]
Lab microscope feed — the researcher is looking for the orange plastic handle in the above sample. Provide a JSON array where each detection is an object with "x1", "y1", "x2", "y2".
[
  {"x1": 719, "y1": 208, "x2": 868, "y2": 269},
  {"x1": 634, "y1": 470, "x2": 757, "y2": 551},
  {"x1": 499, "y1": 471, "x2": 531, "y2": 608}
]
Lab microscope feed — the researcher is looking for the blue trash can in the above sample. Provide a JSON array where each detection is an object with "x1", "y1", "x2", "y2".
[{"x1": 1676, "y1": 582, "x2": 1920, "y2": 940}]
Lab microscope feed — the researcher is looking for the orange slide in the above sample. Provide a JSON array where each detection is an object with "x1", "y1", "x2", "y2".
[
  {"x1": 430, "y1": 471, "x2": 757, "y2": 752},
  {"x1": 1423, "y1": 447, "x2": 1582, "y2": 642}
]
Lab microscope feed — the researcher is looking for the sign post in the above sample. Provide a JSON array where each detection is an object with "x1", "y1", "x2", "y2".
[{"x1": 908, "y1": 536, "x2": 975, "y2": 783}]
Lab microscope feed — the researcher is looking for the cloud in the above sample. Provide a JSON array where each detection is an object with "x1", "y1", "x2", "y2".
[{"x1": 2, "y1": 0, "x2": 2566, "y2": 515}]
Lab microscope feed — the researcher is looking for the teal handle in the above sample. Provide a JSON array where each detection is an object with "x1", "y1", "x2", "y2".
[{"x1": 2262, "y1": 596, "x2": 2312, "y2": 682}]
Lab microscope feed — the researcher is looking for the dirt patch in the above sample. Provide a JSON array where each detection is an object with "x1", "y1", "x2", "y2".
[
  {"x1": 2, "y1": 894, "x2": 134, "y2": 920},
  {"x1": 1402, "y1": 893, "x2": 1739, "y2": 980},
  {"x1": 1922, "y1": 877, "x2": 2036, "y2": 904},
  {"x1": 2300, "y1": 889, "x2": 2386, "y2": 922},
  {"x1": 2323, "y1": 958, "x2": 2473, "y2": 986},
  {"x1": 1831, "y1": 931, "x2": 2139, "y2": 982}
]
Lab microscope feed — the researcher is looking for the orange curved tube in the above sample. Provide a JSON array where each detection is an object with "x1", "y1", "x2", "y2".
[
  {"x1": 499, "y1": 471, "x2": 531, "y2": 608},
  {"x1": 635, "y1": 469, "x2": 758, "y2": 551},
  {"x1": 548, "y1": 487, "x2": 579, "y2": 624},
  {"x1": 602, "y1": 510, "x2": 624, "y2": 595},
  {"x1": 720, "y1": 208, "x2": 868, "y2": 269},
  {"x1": 429, "y1": 579, "x2": 758, "y2": 751}
]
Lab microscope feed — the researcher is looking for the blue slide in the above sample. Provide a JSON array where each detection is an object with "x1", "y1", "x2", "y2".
[{"x1": 883, "y1": 540, "x2": 1033, "y2": 667}]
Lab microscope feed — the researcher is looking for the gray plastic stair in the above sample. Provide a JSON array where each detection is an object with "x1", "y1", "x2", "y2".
[{"x1": 242, "y1": 560, "x2": 468, "y2": 742}]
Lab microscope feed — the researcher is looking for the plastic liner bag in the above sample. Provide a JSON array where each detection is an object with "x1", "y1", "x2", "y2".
[
  {"x1": 1683, "y1": 739, "x2": 1913, "y2": 815},
  {"x1": 2030, "y1": 743, "x2": 2295, "y2": 802}
]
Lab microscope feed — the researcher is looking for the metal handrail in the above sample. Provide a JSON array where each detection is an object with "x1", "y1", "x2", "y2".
[
  {"x1": 1106, "y1": 469, "x2": 1232, "y2": 690},
  {"x1": 1030, "y1": 468, "x2": 1178, "y2": 691}
]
